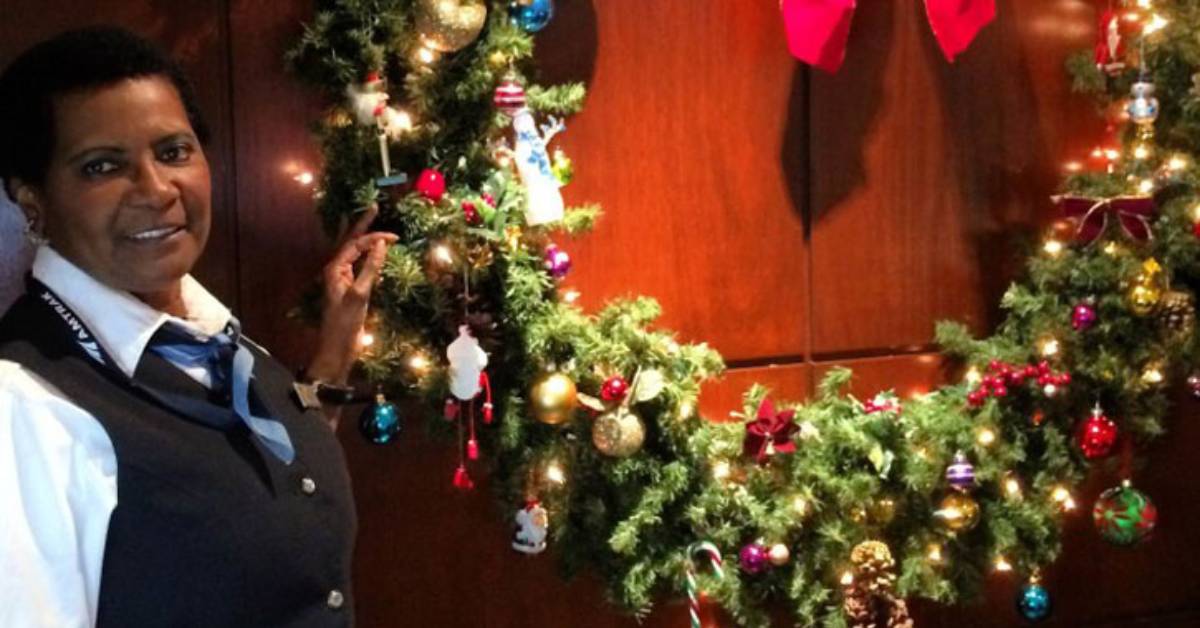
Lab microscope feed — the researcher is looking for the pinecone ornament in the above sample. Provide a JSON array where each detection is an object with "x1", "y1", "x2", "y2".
[
  {"x1": 843, "y1": 541, "x2": 914, "y2": 628},
  {"x1": 1158, "y1": 291, "x2": 1195, "y2": 342}
]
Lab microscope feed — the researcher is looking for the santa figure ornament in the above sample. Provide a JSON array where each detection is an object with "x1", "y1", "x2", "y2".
[
  {"x1": 346, "y1": 72, "x2": 410, "y2": 187},
  {"x1": 513, "y1": 500, "x2": 549, "y2": 554},
  {"x1": 445, "y1": 325, "x2": 493, "y2": 489}
]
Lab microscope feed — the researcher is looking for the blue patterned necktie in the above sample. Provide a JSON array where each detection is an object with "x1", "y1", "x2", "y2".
[{"x1": 146, "y1": 320, "x2": 295, "y2": 464}]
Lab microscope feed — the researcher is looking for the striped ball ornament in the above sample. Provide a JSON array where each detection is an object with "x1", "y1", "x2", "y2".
[
  {"x1": 945, "y1": 452, "x2": 977, "y2": 492},
  {"x1": 493, "y1": 78, "x2": 526, "y2": 116}
]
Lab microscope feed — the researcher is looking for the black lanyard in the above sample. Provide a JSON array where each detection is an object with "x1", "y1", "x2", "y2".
[{"x1": 24, "y1": 275, "x2": 246, "y2": 431}]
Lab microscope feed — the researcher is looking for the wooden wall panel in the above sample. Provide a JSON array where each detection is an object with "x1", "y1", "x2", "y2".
[
  {"x1": 539, "y1": 1, "x2": 810, "y2": 364},
  {"x1": 0, "y1": 0, "x2": 237, "y2": 307},
  {"x1": 808, "y1": 0, "x2": 1100, "y2": 358}
]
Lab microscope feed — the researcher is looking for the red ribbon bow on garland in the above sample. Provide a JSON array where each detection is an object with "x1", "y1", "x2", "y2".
[
  {"x1": 743, "y1": 398, "x2": 799, "y2": 463},
  {"x1": 780, "y1": 0, "x2": 996, "y2": 73},
  {"x1": 1054, "y1": 195, "x2": 1157, "y2": 245}
]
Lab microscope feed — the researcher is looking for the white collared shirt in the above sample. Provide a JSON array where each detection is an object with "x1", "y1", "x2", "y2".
[{"x1": 0, "y1": 246, "x2": 234, "y2": 628}]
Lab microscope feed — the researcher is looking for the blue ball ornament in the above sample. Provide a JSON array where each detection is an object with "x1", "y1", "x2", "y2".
[
  {"x1": 509, "y1": 0, "x2": 554, "y2": 32},
  {"x1": 360, "y1": 394, "x2": 402, "y2": 444},
  {"x1": 1016, "y1": 582, "x2": 1052, "y2": 623}
]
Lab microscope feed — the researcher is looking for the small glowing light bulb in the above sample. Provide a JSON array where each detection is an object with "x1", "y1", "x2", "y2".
[
  {"x1": 712, "y1": 461, "x2": 732, "y2": 481},
  {"x1": 1040, "y1": 338, "x2": 1060, "y2": 357},
  {"x1": 562, "y1": 289, "x2": 581, "y2": 304},
  {"x1": 417, "y1": 46, "x2": 437, "y2": 64},
  {"x1": 433, "y1": 244, "x2": 454, "y2": 265},
  {"x1": 1144, "y1": 13, "x2": 1168, "y2": 34},
  {"x1": 1043, "y1": 239, "x2": 1064, "y2": 256},
  {"x1": 1142, "y1": 367, "x2": 1164, "y2": 385},
  {"x1": 359, "y1": 331, "x2": 376, "y2": 347},
  {"x1": 964, "y1": 367, "x2": 982, "y2": 385},
  {"x1": 678, "y1": 402, "x2": 694, "y2": 420},
  {"x1": 1104, "y1": 241, "x2": 1121, "y2": 256},
  {"x1": 409, "y1": 354, "x2": 430, "y2": 372},
  {"x1": 545, "y1": 461, "x2": 566, "y2": 484},
  {"x1": 1168, "y1": 155, "x2": 1188, "y2": 171},
  {"x1": 1104, "y1": 148, "x2": 1121, "y2": 161},
  {"x1": 1132, "y1": 144, "x2": 1150, "y2": 160},
  {"x1": 1062, "y1": 161, "x2": 1082, "y2": 173},
  {"x1": 994, "y1": 556, "x2": 1013, "y2": 572},
  {"x1": 1052, "y1": 486, "x2": 1075, "y2": 510},
  {"x1": 1005, "y1": 477, "x2": 1022, "y2": 497},
  {"x1": 792, "y1": 496, "x2": 808, "y2": 516},
  {"x1": 393, "y1": 110, "x2": 413, "y2": 131},
  {"x1": 927, "y1": 544, "x2": 943, "y2": 563},
  {"x1": 976, "y1": 428, "x2": 997, "y2": 446},
  {"x1": 840, "y1": 571, "x2": 855, "y2": 586},
  {"x1": 1138, "y1": 179, "x2": 1156, "y2": 194},
  {"x1": 293, "y1": 171, "x2": 315, "y2": 186}
]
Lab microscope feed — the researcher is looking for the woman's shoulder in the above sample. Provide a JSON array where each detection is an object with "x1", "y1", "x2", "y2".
[{"x1": 0, "y1": 358, "x2": 116, "y2": 460}]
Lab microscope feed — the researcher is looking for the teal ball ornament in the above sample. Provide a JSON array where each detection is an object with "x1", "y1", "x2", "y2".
[
  {"x1": 509, "y1": 0, "x2": 554, "y2": 32},
  {"x1": 360, "y1": 394, "x2": 401, "y2": 444},
  {"x1": 1016, "y1": 581, "x2": 1052, "y2": 622}
]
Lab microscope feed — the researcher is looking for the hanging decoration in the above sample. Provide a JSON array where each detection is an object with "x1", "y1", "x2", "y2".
[
  {"x1": 529, "y1": 371, "x2": 578, "y2": 425},
  {"x1": 738, "y1": 541, "x2": 769, "y2": 575},
  {"x1": 416, "y1": 0, "x2": 487, "y2": 52},
  {"x1": 1055, "y1": 194, "x2": 1156, "y2": 245},
  {"x1": 684, "y1": 542, "x2": 724, "y2": 628},
  {"x1": 494, "y1": 77, "x2": 566, "y2": 225},
  {"x1": 1093, "y1": 482, "x2": 1158, "y2": 546},
  {"x1": 508, "y1": 0, "x2": 555, "y2": 33},
  {"x1": 780, "y1": 0, "x2": 996, "y2": 73},
  {"x1": 1094, "y1": 8, "x2": 1125, "y2": 74},
  {"x1": 1076, "y1": 405, "x2": 1119, "y2": 460},
  {"x1": 345, "y1": 72, "x2": 410, "y2": 187},
  {"x1": 359, "y1": 392, "x2": 402, "y2": 444},
  {"x1": 1127, "y1": 258, "x2": 1168, "y2": 316},
  {"x1": 1016, "y1": 575, "x2": 1053, "y2": 622},
  {"x1": 512, "y1": 499, "x2": 550, "y2": 554},
  {"x1": 445, "y1": 325, "x2": 493, "y2": 488}
]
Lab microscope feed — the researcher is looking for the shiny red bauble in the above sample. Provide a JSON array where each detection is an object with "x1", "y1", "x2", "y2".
[
  {"x1": 1076, "y1": 409, "x2": 1119, "y2": 459},
  {"x1": 415, "y1": 168, "x2": 446, "y2": 202},
  {"x1": 601, "y1": 375, "x2": 629, "y2": 402}
]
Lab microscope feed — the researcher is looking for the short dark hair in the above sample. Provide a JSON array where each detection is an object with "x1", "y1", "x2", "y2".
[{"x1": 0, "y1": 26, "x2": 210, "y2": 196}]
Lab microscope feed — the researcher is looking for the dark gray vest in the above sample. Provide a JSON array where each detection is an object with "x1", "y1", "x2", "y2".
[{"x1": 0, "y1": 290, "x2": 357, "y2": 627}]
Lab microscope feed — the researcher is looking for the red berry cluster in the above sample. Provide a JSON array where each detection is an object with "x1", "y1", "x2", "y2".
[{"x1": 967, "y1": 360, "x2": 1070, "y2": 407}]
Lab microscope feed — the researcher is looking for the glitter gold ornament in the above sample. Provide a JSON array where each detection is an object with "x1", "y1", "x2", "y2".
[
  {"x1": 934, "y1": 492, "x2": 981, "y2": 532},
  {"x1": 530, "y1": 372, "x2": 577, "y2": 425},
  {"x1": 591, "y1": 407, "x2": 645, "y2": 457},
  {"x1": 416, "y1": 0, "x2": 488, "y2": 52},
  {"x1": 1127, "y1": 258, "x2": 1167, "y2": 316}
]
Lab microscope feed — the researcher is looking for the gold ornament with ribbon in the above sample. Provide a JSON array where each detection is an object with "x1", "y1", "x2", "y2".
[
  {"x1": 416, "y1": 0, "x2": 487, "y2": 52},
  {"x1": 530, "y1": 372, "x2": 578, "y2": 425}
]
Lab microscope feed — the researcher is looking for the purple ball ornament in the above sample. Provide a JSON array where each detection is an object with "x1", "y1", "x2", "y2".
[
  {"x1": 945, "y1": 452, "x2": 977, "y2": 493},
  {"x1": 1071, "y1": 302, "x2": 1098, "y2": 331},
  {"x1": 738, "y1": 541, "x2": 769, "y2": 575},
  {"x1": 544, "y1": 244, "x2": 571, "y2": 279}
]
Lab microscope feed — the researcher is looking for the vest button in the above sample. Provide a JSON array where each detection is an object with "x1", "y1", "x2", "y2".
[
  {"x1": 300, "y1": 476, "x2": 317, "y2": 495},
  {"x1": 326, "y1": 589, "x2": 345, "y2": 610}
]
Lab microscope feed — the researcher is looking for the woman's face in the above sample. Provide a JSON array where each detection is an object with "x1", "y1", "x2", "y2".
[{"x1": 16, "y1": 75, "x2": 211, "y2": 298}]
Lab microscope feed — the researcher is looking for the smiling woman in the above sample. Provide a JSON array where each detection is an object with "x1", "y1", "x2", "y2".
[{"x1": 0, "y1": 27, "x2": 393, "y2": 627}]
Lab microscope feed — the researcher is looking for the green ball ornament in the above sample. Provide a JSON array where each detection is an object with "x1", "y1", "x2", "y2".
[{"x1": 1093, "y1": 482, "x2": 1157, "y2": 546}]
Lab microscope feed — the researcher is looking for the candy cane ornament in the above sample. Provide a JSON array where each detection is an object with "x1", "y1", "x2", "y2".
[{"x1": 684, "y1": 542, "x2": 724, "y2": 628}]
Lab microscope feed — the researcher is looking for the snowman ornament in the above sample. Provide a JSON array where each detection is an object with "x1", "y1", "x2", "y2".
[
  {"x1": 444, "y1": 326, "x2": 493, "y2": 488},
  {"x1": 493, "y1": 78, "x2": 565, "y2": 226},
  {"x1": 512, "y1": 501, "x2": 549, "y2": 555}
]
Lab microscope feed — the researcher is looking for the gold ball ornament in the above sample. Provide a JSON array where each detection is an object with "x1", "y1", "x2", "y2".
[
  {"x1": 934, "y1": 492, "x2": 980, "y2": 532},
  {"x1": 530, "y1": 372, "x2": 578, "y2": 425},
  {"x1": 768, "y1": 543, "x2": 791, "y2": 566},
  {"x1": 869, "y1": 497, "x2": 897, "y2": 526},
  {"x1": 416, "y1": 0, "x2": 488, "y2": 52},
  {"x1": 591, "y1": 407, "x2": 645, "y2": 457},
  {"x1": 488, "y1": 50, "x2": 510, "y2": 70}
]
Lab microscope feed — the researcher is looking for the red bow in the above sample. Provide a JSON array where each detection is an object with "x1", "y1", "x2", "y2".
[
  {"x1": 1054, "y1": 195, "x2": 1157, "y2": 245},
  {"x1": 743, "y1": 398, "x2": 799, "y2": 463},
  {"x1": 780, "y1": 0, "x2": 996, "y2": 73}
]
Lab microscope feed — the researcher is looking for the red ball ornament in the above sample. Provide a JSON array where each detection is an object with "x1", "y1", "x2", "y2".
[
  {"x1": 493, "y1": 78, "x2": 526, "y2": 116},
  {"x1": 601, "y1": 375, "x2": 629, "y2": 402},
  {"x1": 1076, "y1": 406, "x2": 1119, "y2": 460},
  {"x1": 415, "y1": 168, "x2": 446, "y2": 202},
  {"x1": 1072, "y1": 303, "x2": 1098, "y2": 331},
  {"x1": 462, "y1": 201, "x2": 483, "y2": 225}
]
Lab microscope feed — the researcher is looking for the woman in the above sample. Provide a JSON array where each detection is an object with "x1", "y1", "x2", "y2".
[{"x1": 0, "y1": 27, "x2": 393, "y2": 626}]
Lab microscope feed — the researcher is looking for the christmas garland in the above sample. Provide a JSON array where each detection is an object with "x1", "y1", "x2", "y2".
[{"x1": 287, "y1": 1, "x2": 1200, "y2": 626}]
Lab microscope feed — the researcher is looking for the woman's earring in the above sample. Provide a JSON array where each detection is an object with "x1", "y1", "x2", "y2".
[{"x1": 23, "y1": 215, "x2": 47, "y2": 246}]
